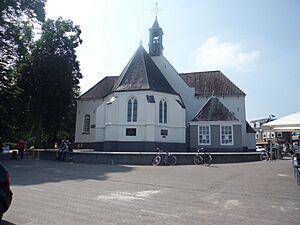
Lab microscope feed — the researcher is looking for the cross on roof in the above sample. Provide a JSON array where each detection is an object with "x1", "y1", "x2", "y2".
[{"x1": 152, "y1": 2, "x2": 161, "y2": 18}]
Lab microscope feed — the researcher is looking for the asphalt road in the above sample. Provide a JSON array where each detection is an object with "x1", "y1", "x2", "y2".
[{"x1": 1, "y1": 159, "x2": 299, "y2": 225}]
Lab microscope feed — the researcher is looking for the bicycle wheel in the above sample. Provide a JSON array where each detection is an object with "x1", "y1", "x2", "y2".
[
  {"x1": 260, "y1": 152, "x2": 268, "y2": 161},
  {"x1": 193, "y1": 155, "x2": 202, "y2": 165},
  {"x1": 152, "y1": 155, "x2": 161, "y2": 166},
  {"x1": 204, "y1": 155, "x2": 212, "y2": 166},
  {"x1": 168, "y1": 155, "x2": 177, "y2": 166},
  {"x1": 193, "y1": 155, "x2": 204, "y2": 165}
]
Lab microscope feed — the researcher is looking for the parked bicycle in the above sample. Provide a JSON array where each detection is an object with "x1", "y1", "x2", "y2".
[
  {"x1": 152, "y1": 148, "x2": 177, "y2": 166},
  {"x1": 260, "y1": 150, "x2": 270, "y2": 161},
  {"x1": 193, "y1": 148, "x2": 212, "y2": 166}
]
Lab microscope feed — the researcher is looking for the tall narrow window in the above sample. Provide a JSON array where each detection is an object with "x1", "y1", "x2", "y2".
[
  {"x1": 198, "y1": 126, "x2": 210, "y2": 145},
  {"x1": 133, "y1": 99, "x2": 137, "y2": 122},
  {"x1": 127, "y1": 99, "x2": 132, "y2": 122},
  {"x1": 127, "y1": 97, "x2": 137, "y2": 122},
  {"x1": 159, "y1": 99, "x2": 167, "y2": 124},
  {"x1": 221, "y1": 125, "x2": 233, "y2": 145},
  {"x1": 159, "y1": 101, "x2": 163, "y2": 123},
  {"x1": 164, "y1": 101, "x2": 167, "y2": 123},
  {"x1": 83, "y1": 114, "x2": 90, "y2": 134}
]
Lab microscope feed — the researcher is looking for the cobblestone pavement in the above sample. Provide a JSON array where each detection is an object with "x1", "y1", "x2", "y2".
[{"x1": 1, "y1": 159, "x2": 299, "y2": 225}]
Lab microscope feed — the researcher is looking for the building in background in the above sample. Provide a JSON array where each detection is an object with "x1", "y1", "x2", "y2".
[{"x1": 250, "y1": 116, "x2": 291, "y2": 150}]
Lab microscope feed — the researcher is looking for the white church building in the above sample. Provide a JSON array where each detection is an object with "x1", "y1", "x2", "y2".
[{"x1": 74, "y1": 17, "x2": 256, "y2": 152}]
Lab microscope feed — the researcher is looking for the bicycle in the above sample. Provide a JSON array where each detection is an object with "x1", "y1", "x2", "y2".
[
  {"x1": 260, "y1": 150, "x2": 270, "y2": 161},
  {"x1": 152, "y1": 148, "x2": 177, "y2": 166},
  {"x1": 193, "y1": 148, "x2": 212, "y2": 166}
]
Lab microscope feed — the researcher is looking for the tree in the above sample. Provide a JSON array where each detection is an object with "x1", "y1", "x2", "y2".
[
  {"x1": 18, "y1": 18, "x2": 82, "y2": 147},
  {"x1": 0, "y1": 0, "x2": 46, "y2": 142}
]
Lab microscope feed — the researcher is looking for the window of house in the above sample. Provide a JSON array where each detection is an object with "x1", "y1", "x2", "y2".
[
  {"x1": 83, "y1": 114, "x2": 90, "y2": 134},
  {"x1": 271, "y1": 132, "x2": 275, "y2": 138},
  {"x1": 126, "y1": 128, "x2": 136, "y2": 136},
  {"x1": 159, "y1": 99, "x2": 167, "y2": 123},
  {"x1": 127, "y1": 97, "x2": 137, "y2": 122},
  {"x1": 198, "y1": 126, "x2": 210, "y2": 145},
  {"x1": 106, "y1": 96, "x2": 117, "y2": 104},
  {"x1": 146, "y1": 95, "x2": 155, "y2": 103},
  {"x1": 256, "y1": 132, "x2": 259, "y2": 139},
  {"x1": 221, "y1": 125, "x2": 233, "y2": 145}
]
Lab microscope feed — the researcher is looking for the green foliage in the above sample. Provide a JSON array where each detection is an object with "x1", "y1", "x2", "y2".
[
  {"x1": 0, "y1": 1, "x2": 83, "y2": 148},
  {"x1": 0, "y1": 0, "x2": 46, "y2": 142},
  {"x1": 17, "y1": 18, "x2": 82, "y2": 147}
]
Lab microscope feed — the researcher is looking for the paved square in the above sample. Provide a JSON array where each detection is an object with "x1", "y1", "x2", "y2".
[{"x1": 1, "y1": 159, "x2": 299, "y2": 225}]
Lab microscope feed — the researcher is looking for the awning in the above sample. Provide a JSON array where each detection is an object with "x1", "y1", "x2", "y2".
[{"x1": 262, "y1": 111, "x2": 300, "y2": 132}]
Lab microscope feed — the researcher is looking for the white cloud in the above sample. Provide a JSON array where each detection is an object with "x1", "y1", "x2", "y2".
[{"x1": 195, "y1": 36, "x2": 260, "y2": 71}]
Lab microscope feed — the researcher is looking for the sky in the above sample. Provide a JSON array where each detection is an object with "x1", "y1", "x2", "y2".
[{"x1": 45, "y1": 0, "x2": 300, "y2": 121}]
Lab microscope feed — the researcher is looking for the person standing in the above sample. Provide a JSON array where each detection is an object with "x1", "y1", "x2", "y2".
[{"x1": 17, "y1": 138, "x2": 27, "y2": 159}]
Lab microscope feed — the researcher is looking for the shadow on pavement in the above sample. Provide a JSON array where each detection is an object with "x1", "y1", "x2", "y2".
[
  {"x1": 0, "y1": 159, "x2": 134, "y2": 186},
  {"x1": 1, "y1": 220, "x2": 16, "y2": 225}
]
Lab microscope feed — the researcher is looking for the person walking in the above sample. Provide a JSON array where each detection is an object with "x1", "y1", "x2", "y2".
[{"x1": 17, "y1": 138, "x2": 27, "y2": 159}]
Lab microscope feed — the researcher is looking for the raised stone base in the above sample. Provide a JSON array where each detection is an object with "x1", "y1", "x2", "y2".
[{"x1": 34, "y1": 149, "x2": 261, "y2": 165}]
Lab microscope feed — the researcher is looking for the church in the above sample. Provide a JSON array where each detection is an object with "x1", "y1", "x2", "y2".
[{"x1": 74, "y1": 16, "x2": 256, "y2": 152}]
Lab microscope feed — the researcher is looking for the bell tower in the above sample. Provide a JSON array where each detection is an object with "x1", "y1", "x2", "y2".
[{"x1": 149, "y1": 16, "x2": 164, "y2": 56}]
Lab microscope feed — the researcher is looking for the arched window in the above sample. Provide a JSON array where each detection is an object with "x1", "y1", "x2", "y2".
[
  {"x1": 159, "y1": 101, "x2": 163, "y2": 123},
  {"x1": 159, "y1": 99, "x2": 167, "y2": 124},
  {"x1": 83, "y1": 114, "x2": 90, "y2": 134},
  {"x1": 164, "y1": 101, "x2": 167, "y2": 123},
  {"x1": 127, "y1": 97, "x2": 137, "y2": 122}
]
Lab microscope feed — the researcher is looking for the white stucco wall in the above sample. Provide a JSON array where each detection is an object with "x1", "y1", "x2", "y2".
[
  {"x1": 95, "y1": 90, "x2": 186, "y2": 143},
  {"x1": 75, "y1": 99, "x2": 103, "y2": 143}
]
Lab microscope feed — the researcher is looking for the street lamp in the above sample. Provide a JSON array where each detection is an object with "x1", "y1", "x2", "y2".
[{"x1": 269, "y1": 114, "x2": 276, "y2": 159}]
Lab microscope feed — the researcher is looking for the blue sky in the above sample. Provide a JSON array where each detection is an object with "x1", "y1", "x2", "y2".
[{"x1": 46, "y1": 0, "x2": 300, "y2": 121}]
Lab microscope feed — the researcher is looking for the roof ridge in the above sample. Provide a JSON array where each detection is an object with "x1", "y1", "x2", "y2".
[
  {"x1": 140, "y1": 47, "x2": 150, "y2": 89},
  {"x1": 180, "y1": 70, "x2": 221, "y2": 75}
]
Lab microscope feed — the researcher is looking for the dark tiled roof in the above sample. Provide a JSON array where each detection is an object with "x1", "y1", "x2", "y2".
[
  {"x1": 180, "y1": 71, "x2": 245, "y2": 96},
  {"x1": 246, "y1": 122, "x2": 256, "y2": 133},
  {"x1": 113, "y1": 45, "x2": 177, "y2": 95},
  {"x1": 79, "y1": 76, "x2": 118, "y2": 100},
  {"x1": 150, "y1": 17, "x2": 161, "y2": 29},
  {"x1": 192, "y1": 96, "x2": 239, "y2": 121}
]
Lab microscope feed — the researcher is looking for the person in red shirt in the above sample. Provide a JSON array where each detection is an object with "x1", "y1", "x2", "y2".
[{"x1": 17, "y1": 138, "x2": 27, "y2": 159}]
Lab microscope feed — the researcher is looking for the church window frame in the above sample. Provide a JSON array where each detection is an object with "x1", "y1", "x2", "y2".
[
  {"x1": 159, "y1": 99, "x2": 167, "y2": 124},
  {"x1": 127, "y1": 97, "x2": 138, "y2": 122},
  {"x1": 83, "y1": 114, "x2": 91, "y2": 134}
]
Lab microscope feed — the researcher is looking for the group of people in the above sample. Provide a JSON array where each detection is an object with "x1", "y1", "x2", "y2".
[
  {"x1": 14, "y1": 138, "x2": 73, "y2": 161},
  {"x1": 56, "y1": 140, "x2": 73, "y2": 161}
]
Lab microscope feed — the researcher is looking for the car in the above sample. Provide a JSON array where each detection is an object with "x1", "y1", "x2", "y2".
[
  {"x1": 256, "y1": 146, "x2": 266, "y2": 152},
  {"x1": 0, "y1": 164, "x2": 13, "y2": 222}
]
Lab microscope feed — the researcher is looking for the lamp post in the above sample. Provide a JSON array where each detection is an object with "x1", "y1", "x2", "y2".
[{"x1": 269, "y1": 114, "x2": 276, "y2": 160}]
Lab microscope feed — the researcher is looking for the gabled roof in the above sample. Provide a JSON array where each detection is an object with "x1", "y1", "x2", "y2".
[
  {"x1": 180, "y1": 71, "x2": 245, "y2": 96},
  {"x1": 112, "y1": 45, "x2": 177, "y2": 95},
  {"x1": 79, "y1": 76, "x2": 118, "y2": 100},
  {"x1": 192, "y1": 96, "x2": 239, "y2": 121}
]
